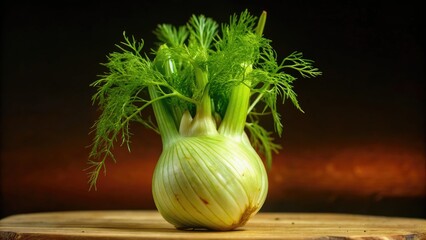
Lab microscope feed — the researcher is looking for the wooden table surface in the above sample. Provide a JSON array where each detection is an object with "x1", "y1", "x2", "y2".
[{"x1": 0, "y1": 210, "x2": 425, "y2": 239}]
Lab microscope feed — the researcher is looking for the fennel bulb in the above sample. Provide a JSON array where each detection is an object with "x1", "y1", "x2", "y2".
[{"x1": 87, "y1": 10, "x2": 321, "y2": 230}]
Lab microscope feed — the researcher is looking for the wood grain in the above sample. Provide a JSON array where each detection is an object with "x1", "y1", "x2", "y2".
[{"x1": 0, "y1": 210, "x2": 425, "y2": 239}]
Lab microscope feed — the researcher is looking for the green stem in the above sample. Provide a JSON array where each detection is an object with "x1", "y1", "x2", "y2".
[
  {"x1": 219, "y1": 11, "x2": 266, "y2": 139},
  {"x1": 218, "y1": 81, "x2": 251, "y2": 138},
  {"x1": 194, "y1": 67, "x2": 212, "y2": 118},
  {"x1": 255, "y1": 11, "x2": 267, "y2": 37},
  {"x1": 148, "y1": 86, "x2": 180, "y2": 148}
]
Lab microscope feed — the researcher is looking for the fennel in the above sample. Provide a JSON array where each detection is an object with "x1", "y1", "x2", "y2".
[{"x1": 87, "y1": 10, "x2": 321, "y2": 230}]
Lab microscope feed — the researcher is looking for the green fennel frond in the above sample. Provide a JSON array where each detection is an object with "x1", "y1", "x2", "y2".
[
  {"x1": 187, "y1": 14, "x2": 218, "y2": 51},
  {"x1": 246, "y1": 46, "x2": 321, "y2": 137},
  {"x1": 245, "y1": 117, "x2": 281, "y2": 169},
  {"x1": 153, "y1": 24, "x2": 189, "y2": 47},
  {"x1": 208, "y1": 10, "x2": 266, "y2": 118},
  {"x1": 282, "y1": 51, "x2": 322, "y2": 78}
]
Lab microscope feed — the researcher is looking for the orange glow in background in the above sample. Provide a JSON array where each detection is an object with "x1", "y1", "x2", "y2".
[{"x1": 2, "y1": 129, "x2": 424, "y2": 218}]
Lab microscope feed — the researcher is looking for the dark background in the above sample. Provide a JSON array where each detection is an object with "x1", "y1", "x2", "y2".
[{"x1": 1, "y1": 1, "x2": 425, "y2": 219}]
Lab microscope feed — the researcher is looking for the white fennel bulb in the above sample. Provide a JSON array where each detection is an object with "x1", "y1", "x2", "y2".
[{"x1": 152, "y1": 111, "x2": 268, "y2": 230}]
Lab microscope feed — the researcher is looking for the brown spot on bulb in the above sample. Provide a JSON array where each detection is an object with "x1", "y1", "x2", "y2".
[
  {"x1": 199, "y1": 196, "x2": 209, "y2": 205},
  {"x1": 226, "y1": 204, "x2": 258, "y2": 230}
]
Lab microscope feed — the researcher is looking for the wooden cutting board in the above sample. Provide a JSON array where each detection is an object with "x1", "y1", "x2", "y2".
[{"x1": 0, "y1": 210, "x2": 425, "y2": 239}]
